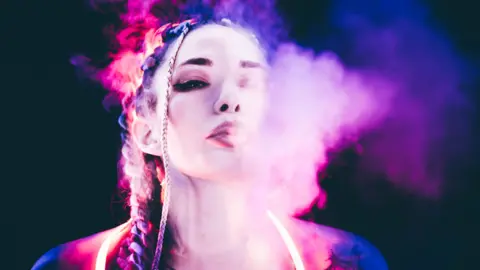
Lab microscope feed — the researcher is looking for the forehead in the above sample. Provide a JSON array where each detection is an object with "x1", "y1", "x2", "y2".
[{"x1": 174, "y1": 24, "x2": 265, "y2": 66}]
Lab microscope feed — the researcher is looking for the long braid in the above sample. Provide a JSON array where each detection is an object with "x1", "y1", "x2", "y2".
[
  {"x1": 151, "y1": 22, "x2": 191, "y2": 270},
  {"x1": 115, "y1": 21, "x2": 191, "y2": 268},
  {"x1": 114, "y1": 18, "x2": 235, "y2": 270},
  {"x1": 116, "y1": 96, "x2": 159, "y2": 269}
]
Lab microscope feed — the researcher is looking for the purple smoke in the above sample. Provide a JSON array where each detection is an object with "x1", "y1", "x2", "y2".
[
  {"x1": 323, "y1": 0, "x2": 473, "y2": 198},
  {"x1": 80, "y1": 0, "x2": 473, "y2": 214}
]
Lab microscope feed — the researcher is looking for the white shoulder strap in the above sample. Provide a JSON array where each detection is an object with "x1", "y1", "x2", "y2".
[
  {"x1": 95, "y1": 220, "x2": 132, "y2": 270},
  {"x1": 267, "y1": 210, "x2": 306, "y2": 270},
  {"x1": 96, "y1": 213, "x2": 306, "y2": 270}
]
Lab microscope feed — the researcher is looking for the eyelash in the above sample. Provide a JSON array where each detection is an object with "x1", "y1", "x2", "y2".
[{"x1": 173, "y1": 80, "x2": 210, "y2": 92}]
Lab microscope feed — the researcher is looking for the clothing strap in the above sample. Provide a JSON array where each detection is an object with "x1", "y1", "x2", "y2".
[{"x1": 95, "y1": 212, "x2": 305, "y2": 269}]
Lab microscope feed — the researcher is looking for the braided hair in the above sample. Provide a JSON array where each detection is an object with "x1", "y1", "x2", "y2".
[
  {"x1": 115, "y1": 18, "x2": 245, "y2": 270},
  {"x1": 113, "y1": 19, "x2": 192, "y2": 270}
]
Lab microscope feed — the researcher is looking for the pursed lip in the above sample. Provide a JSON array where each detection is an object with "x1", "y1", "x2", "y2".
[{"x1": 206, "y1": 121, "x2": 236, "y2": 148}]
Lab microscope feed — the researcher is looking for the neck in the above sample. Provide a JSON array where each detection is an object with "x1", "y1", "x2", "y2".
[{"x1": 166, "y1": 167, "x2": 269, "y2": 256}]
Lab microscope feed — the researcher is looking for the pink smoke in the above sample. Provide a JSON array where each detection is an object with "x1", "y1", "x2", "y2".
[
  {"x1": 79, "y1": 0, "x2": 472, "y2": 215},
  {"x1": 263, "y1": 45, "x2": 394, "y2": 214}
]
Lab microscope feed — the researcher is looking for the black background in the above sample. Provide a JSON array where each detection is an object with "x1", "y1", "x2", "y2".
[{"x1": 7, "y1": 0, "x2": 480, "y2": 269}]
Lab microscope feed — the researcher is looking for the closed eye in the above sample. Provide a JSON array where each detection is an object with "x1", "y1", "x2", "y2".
[{"x1": 173, "y1": 80, "x2": 210, "y2": 92}]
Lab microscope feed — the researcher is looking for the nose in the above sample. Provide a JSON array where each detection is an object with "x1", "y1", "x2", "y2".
[
  {"x1": 214, "y1": 88, "x2": 241, "y2": 114},
  {"x1": 214, "y1": 101, "x2": 240, "y2": 113}
]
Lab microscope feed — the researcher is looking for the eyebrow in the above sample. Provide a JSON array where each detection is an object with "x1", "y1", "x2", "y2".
[
  {"x1": 179, "y1": 57, "x2": 263, "y2": 69},
  {"x1": 240, "y1": 60, "x2": 262, "y2": 69},
  {"x1": 179, "y1": 57, "x2": 213, "y2": 67}
]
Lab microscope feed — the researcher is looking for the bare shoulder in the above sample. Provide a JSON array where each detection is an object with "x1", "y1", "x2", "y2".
[
  {"x1": 31, "y1": 222, "x2": 131, "y2": 270},
  {"x1": 31, "y1": 230, "x2": 112, "y2": 270},
  {"x1": 289, "y1": 218, "x2": 388, "y2": 270}
]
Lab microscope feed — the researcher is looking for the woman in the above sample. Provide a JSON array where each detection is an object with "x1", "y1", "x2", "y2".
[{"x1": 32, "y1": 17, "x2": 388, "y2": 270}]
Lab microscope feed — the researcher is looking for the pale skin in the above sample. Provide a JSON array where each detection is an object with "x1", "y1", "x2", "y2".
[{"x1": 132, "y1": 24, "x2": 290, "y2": 269}]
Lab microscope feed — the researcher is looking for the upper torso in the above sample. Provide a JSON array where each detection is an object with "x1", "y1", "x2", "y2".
[{"x1": 32, "y1": 213, "x2": 388, "y2": 270}]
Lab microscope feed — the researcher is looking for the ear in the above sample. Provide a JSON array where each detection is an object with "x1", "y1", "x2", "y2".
[{"x1": 131, "y1": 118, "x2": 162, "y2": 156}]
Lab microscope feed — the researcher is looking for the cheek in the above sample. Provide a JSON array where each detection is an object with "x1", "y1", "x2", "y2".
[
  {"x1": 168, "y1": 96, "x2": 189, "y2": 126},
  {"x1": 167, "y1": 91, "x2": 211, "y2": 126},
  {"x1": 242, "y1": 91, "x2": 267, "y2": 129},
  {"x1": 168, "y1": 94, "x2": 208, "y2": 145},
  {"x1": 164, "y1": 94, "x2": 209, "y2": 167}
]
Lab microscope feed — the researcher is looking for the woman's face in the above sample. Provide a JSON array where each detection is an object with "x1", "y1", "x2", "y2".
[{"x1": 152, "y1": 24, "x2": 268, "y2": 181}]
